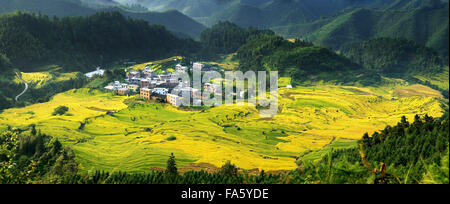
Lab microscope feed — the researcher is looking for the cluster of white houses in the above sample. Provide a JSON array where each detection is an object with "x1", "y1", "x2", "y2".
[{"x1": 101, "y1": 62, "x2": 221, "y2": 107}]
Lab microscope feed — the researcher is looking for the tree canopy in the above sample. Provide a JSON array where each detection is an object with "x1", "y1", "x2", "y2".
[
  {"x1": 0, "y1": 11, "x2": 200, "y2": 72},
  {"x1": 343, "y1": 37, "x2": 444, "y2": 75}
]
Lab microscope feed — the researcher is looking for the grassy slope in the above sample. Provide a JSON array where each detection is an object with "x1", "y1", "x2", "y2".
[
  {"x1": 14, "y1": 66, "x2": 80, "y2": 89},
  {"x1": 0, "y1": 81, "x2": 445, "y2": 173},
  {"x1": 414, "y1": 66, "x2": 449, "y2": 90}
]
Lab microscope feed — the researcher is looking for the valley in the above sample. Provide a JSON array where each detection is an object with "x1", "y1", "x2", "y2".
[{"x1": 0, "y1": 66, "x2": 446, "y2": 173}]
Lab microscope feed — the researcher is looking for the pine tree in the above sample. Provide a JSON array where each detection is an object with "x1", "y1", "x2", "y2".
[
  {"x1": 166, "y1": 153, "x2": 178, "y2": 177},
  {"x1": 30, "y1": 124, "x2": 37, "y2": 136}
]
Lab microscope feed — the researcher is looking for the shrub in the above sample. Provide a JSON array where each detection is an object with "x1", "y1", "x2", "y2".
[
  {"x1": 52, "y1": 106, "x2": 69, "y2": 116},
  {"x1": 166, "y1": 135, "x2": 177, "y2": 141}
]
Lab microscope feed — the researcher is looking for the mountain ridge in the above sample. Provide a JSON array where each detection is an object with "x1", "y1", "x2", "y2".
[
  {"x1": 273, "y1": 3, "x2": 449, "y2": 61},
  {"x1": 0, "y1": 0, "x2": 206, "y2": 38}
]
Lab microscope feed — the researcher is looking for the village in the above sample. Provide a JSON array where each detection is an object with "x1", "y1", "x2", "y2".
[{"x1": 85, "y1": 62, "x2": 222, "y2": 107}]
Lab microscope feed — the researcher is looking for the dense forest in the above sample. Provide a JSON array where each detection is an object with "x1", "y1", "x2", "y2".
[
  {"x1": 0, "y1": 0, "x2": 206, "y2": 38},
  {"x1": 358, "y1": 114, "x2": 449, "y2": 183},
  {"x1": 0, "y1": 128, "x2": 78, "y2": 184},
  {"x1": 1, "y1": 114, "x2": 447, "y2": 184},
  {"x1": 199, "y1": 21, "x2": 274, "y2": 58},
  {"x1": 0, "y1": 53, "x2": 11, "y2": 73},
  {"x1": 0, "y1": 11, "x2": 200, "y2": 73},
  {"x1": 0, "y1": 11, "x2": 189, "y2": 110},
  {"x1": 236, "y1": 34, "x2": 380, "y2": 85},
  {"x1": 343, "y1": 38, "x2": 444, "y2": 75},
  {"x1": 199, "y1": 21, "x2": 446, "y2": 86}
]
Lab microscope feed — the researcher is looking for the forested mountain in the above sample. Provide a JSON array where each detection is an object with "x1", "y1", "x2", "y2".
[
  {"x1": 199, "y1": 21, "x2": 274, "y2": 58},
  {"x1": 124, "y1": 0, "x2": 444, "y2": 26},
  {"x1": 117, "y1": 0, "x2": 237, "y2": 18},
  {"x1": 79, "y1": 0, "x2": 120, "y2": 8},
  {"x1": 385, "y1": 0, "x2": 447, "y2": 10},
  {"x1": 205, "y1": 0, "x2": 383, "y2": 27},
  {"x1": 0, "y1": 54, "x2": 11, "y2": 73},
  {"x1": 236, "y1": 34, "x2": 379, "y2": 85},
  {"x1": 0, "y1": 0, "x2": 205, "y2": 38},
  {"x1": 91, "y1": 0, "x2": 450, "y2": 61},
  {"x1": 79, "y1": 0, "x2": 148, "y2": 12},
  {"x1": 343, "y1": 38, "x2": 444, "y2": 75},
  {"x1": 273, "y1": 2, "x2": 449, "y2": 61},
  {"x1": 0, "y1": 11, "x2": 200, "y2": 72}
]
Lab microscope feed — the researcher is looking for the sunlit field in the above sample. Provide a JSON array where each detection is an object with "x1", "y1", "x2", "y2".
[
  {"x1": 0, "y1": 82, "x2": 446, "y2": 173},
  {"x1": 414, "y1": 66, "x2": 449, "y2": 90},
  {"x1": 204, "y1": 53, "x2": 239, "y2": 70},
  {"x1": 132, "y1": 56, "x2": 183, "y2": 71},
  {"x1": 0, "y1": 89, "x2": 128, "y2": 142},
  {"x1": 15, "y1": 71, "x2": 80, "y2": 88}
]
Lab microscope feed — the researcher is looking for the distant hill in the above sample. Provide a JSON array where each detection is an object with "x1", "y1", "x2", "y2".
[
  {"x1": 79, "y1": 0, "x2": 149, "y2": 12},
  {"x1": 206, "y1": 4, "x2": 268, "y2": 28},
  {"x1": 0, "y1": 0, "x2": 206, "y2": 38},
  {"x1": 121, "y1": 0, "x2": 236, "y2": 18},
  {"x1": 273, "y1": 3, "x2": 449, "y2": 61},
  {"x1": 80, "y1": 0, "x2": 120, "y2": 8},
  {"x1": 127, "y1": 0, "x2": 441, "y2": 27},
  {"x1": 342, "y1": 38, "x2": 444, "y2": 75},
  {"x1": 205, "y1": 0, "x2": 359, "y2": 27}
]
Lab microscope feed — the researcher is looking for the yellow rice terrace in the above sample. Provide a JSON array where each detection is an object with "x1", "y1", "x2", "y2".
[{"x1": 0, "y1": 83, "x2": 445, "y2": 173}]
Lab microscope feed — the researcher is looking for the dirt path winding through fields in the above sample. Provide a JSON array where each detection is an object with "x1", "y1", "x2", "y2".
[{"x1": 15, "y1": 72, "x2": 28, "y2": 101}]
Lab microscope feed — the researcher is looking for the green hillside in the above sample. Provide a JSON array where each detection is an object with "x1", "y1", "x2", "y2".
[
  {"x1": 0, "y1": 11, "x2": 199, "y2": 72},
  {"x1": 199, "y1": 21, "x2": 275, "y2": 58},
  {"x1": 236, "y1": 34, "x2": 378, "y2": 85},
  {"x1": 0, "y1": 54, "x2": 15, "y2": 110},
  {"x1": 384, "y1": 0, "x2": 447, "y2": 10},
  {"x1": 0, "y1": 10, "x2": 201, "y2": 111},
  {"x1": 133, "y1": 0, "x2": 430, "y2": 27},
  {"x1": 273, "y1": 3, "x2": 449, "y2": 61},
  {"x1": 0, "y1": 54, "x2": 11, "y2": 73},
  {"x1": 206, "y1": 4, "x2": 268, "y2": 28},
  {"x1": 0, "y1": 0, "x2": 206, "y2": 38},
  {"x1": 343, "y1": 38, "x2": 444, "y2": 75}
]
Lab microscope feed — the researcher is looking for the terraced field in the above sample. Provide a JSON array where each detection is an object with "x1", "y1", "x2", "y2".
[
  {"x1": 204, "y1": 53, "x2": 239, "y2": 70},
  {"x1": 14, "y1": 67, "x2": 81, "y2": 89},
  {"x1": 414, "y1": 66, "x2": 449, "y2": 90},
  {"x1": 132, "y1": 56, "x2": 183, "y2": 71},
  {"x1": 0, "y1": 89, "x2": 128, "y2": 142},
  {"x1": 0, "y1": 83, "x2": 446, "y2": 173}
]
